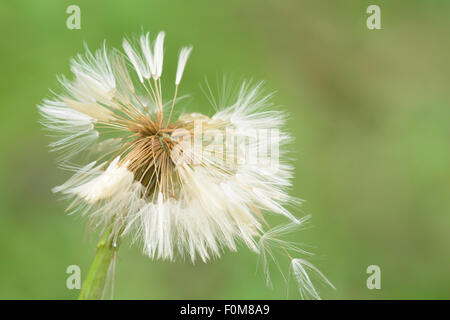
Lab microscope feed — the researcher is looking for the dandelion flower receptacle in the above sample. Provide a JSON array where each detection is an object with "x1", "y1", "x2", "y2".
[{"x1": 39, "y1": 31, "x2": 333, "y2": 299}]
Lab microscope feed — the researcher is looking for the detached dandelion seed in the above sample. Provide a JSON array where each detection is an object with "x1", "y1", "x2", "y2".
[{"x1": 38, "y1": 31, "x2": 334, "y2": 299}]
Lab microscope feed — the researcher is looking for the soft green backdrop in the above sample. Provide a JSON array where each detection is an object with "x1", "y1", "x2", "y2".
[{"x1": 0, "y1": 0, "x2": 449, "y2": 299}]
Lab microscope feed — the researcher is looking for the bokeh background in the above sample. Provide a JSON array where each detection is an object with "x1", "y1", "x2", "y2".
[{"x1": 0, "y1": 0, "x2": 449, "y2": 299}]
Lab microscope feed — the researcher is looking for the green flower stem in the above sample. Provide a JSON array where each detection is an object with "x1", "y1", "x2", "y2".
[{"x1": 78, "y1": 226, "x2": 118, "y2": 300}]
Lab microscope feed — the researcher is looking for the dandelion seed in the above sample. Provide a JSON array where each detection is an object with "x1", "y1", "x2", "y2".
[
  {"x1": 289, "y1": 258, "x2": 336, "y2": 300},
  {"x1": 175, "y1": 46, "x2": 193, "y2": 85},
  {"x1": 38, "y1": 31, "x2": 333, "y2": 299},
  {"x1": 153, "y1": 31, "x2": 165, "y2": 79}
]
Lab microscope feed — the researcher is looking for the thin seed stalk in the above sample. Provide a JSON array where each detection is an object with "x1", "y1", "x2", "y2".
[{"x1": 78, "y1": 226, "x2": 117, "y2": 300}]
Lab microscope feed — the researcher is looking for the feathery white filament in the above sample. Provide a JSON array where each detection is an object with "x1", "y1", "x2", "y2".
[
  {"x1": 70, "y1": 42, "x2": 116, "y2": 95},
  {"x1": 64, "y1": 98, "x2": 114, "y2": 122},
  {"x1": 140, "y1": 32, "x2": 156, "y2": 77},
  {"x1": 123, "y1": 38, "x2": 150, "y2": 82},
  {"x1": 154, "y1": 31, "x2": 165, "y2": 78},
  {"x1": 290, "y1": 258, "x2": 336, "y2": 300},
  {"x1": 175, "y1": 46, "x2": 193, "y2": 85},
  {"x1": 38, "y1": 99, "x2": 98, "y2": 161},
  {"x1": 71, "y1": 157, "x2": 134, "y2": 203}
]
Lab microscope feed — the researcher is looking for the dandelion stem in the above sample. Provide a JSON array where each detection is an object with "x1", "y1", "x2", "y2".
[{"x1": 78, "y1": 226, "x2": 118, "y2": 300}]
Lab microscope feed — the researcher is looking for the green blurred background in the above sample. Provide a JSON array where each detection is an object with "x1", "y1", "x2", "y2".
[{"x1": 0, "y1": 0, "x2": 449, "y2": 299}]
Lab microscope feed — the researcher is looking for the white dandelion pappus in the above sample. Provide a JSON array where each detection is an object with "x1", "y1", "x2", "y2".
[
  {"x1": 38, "y1": 31, "x2": 333, "y2": 299},
  {"x1": 175, "y1": 46, "x2": 193, "y2": 85}
]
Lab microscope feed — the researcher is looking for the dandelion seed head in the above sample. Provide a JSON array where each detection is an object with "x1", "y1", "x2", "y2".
[{"x1": 38, "y1": 31, "x2": 333, "y2": 299}]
